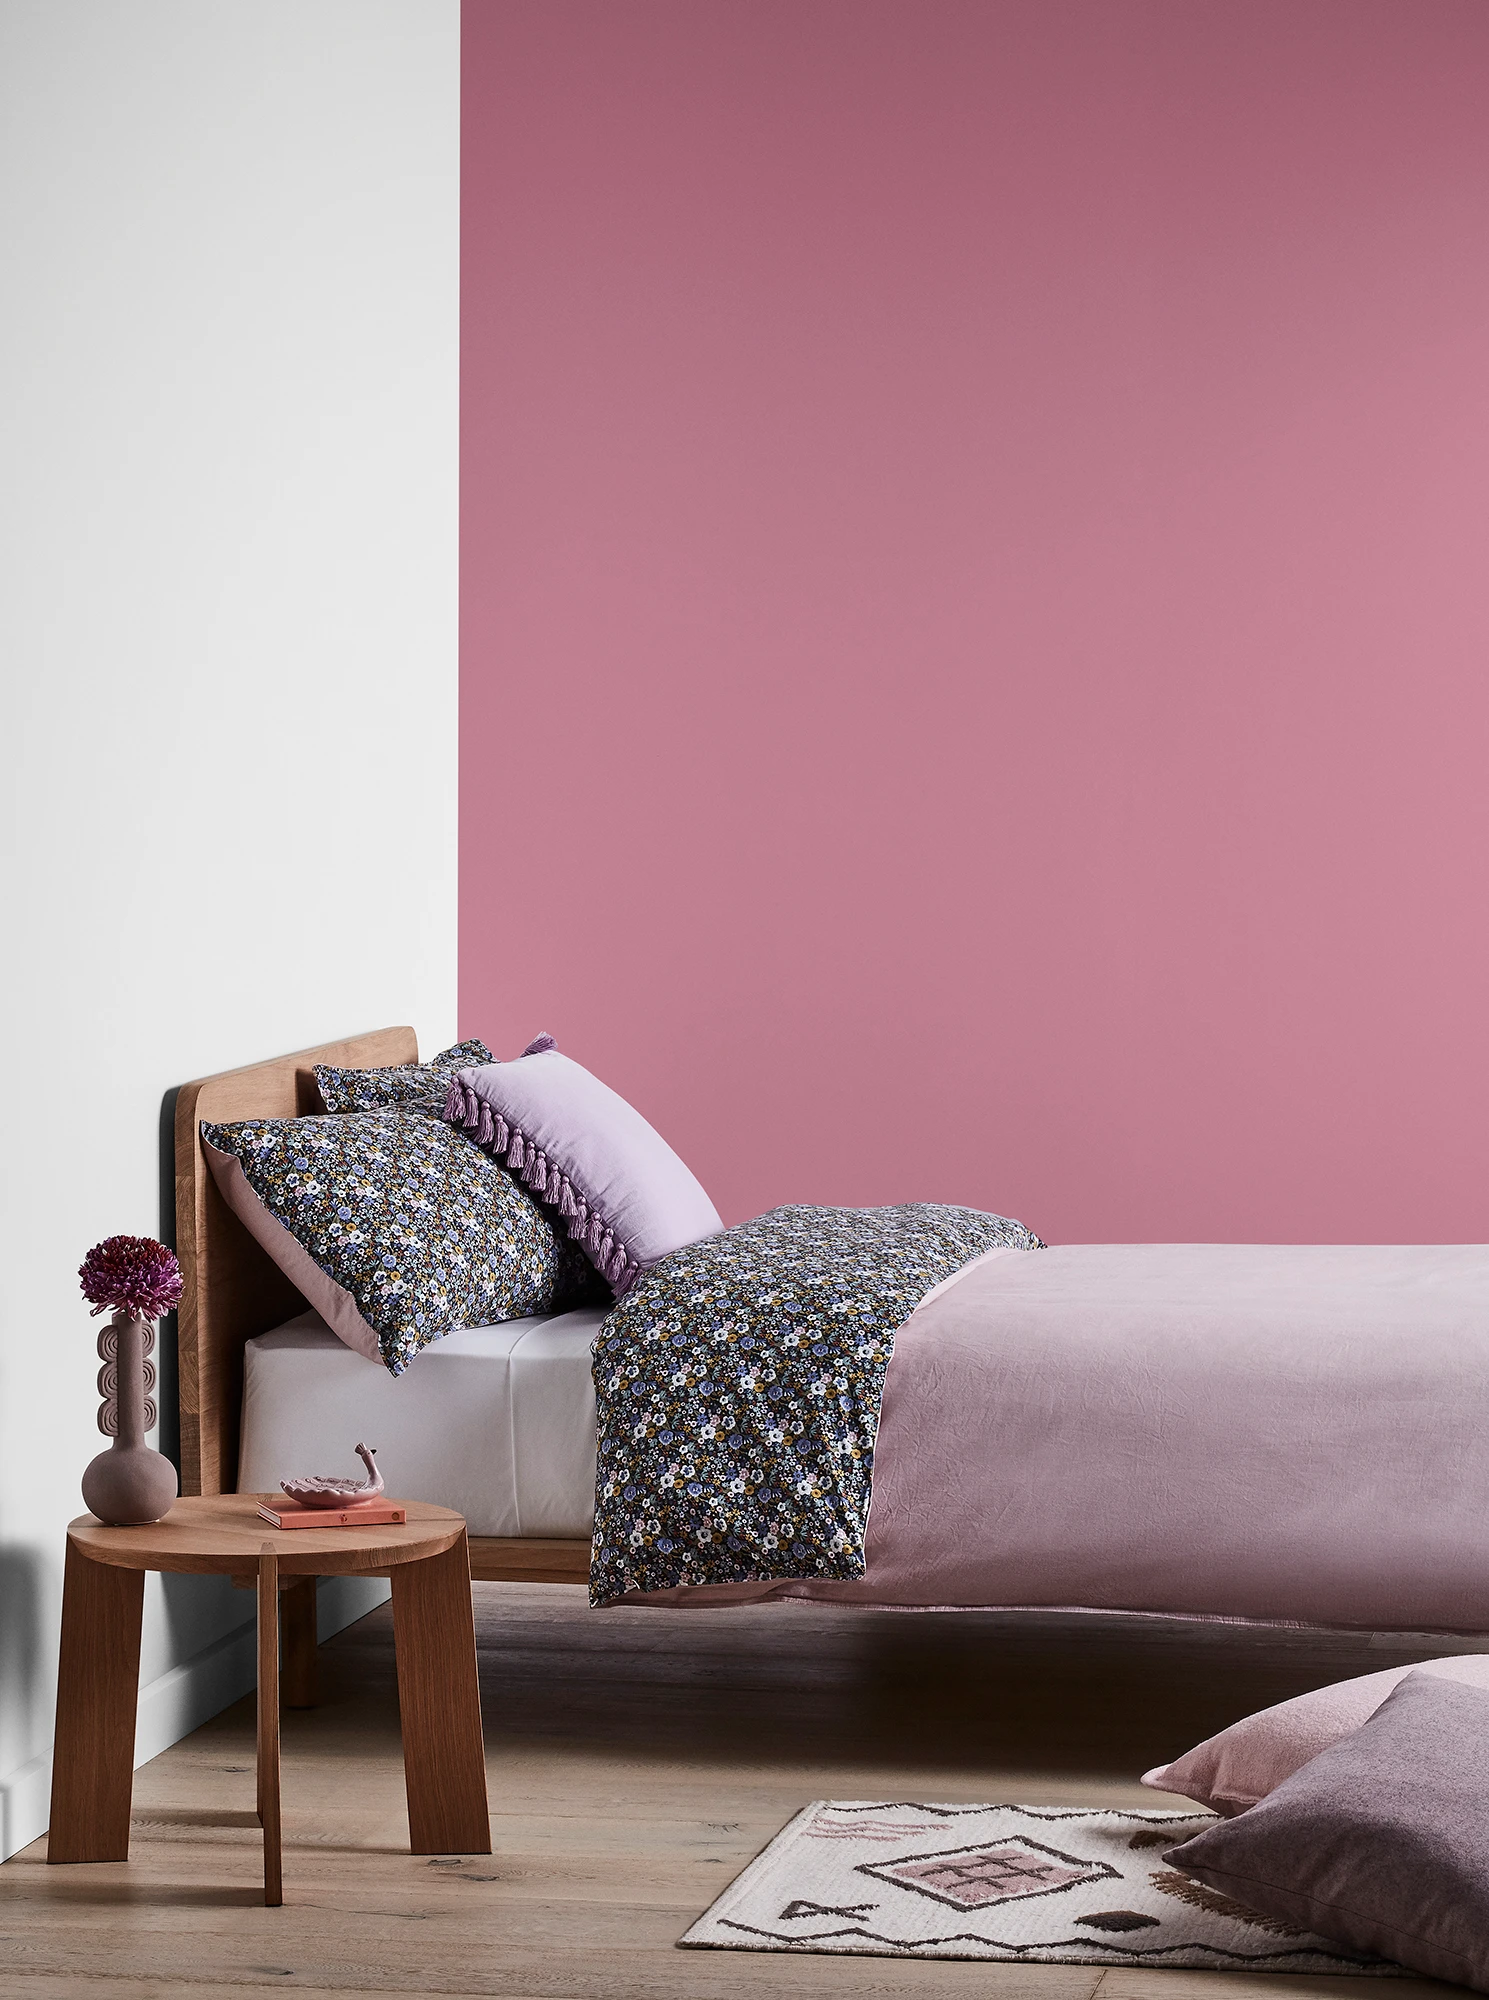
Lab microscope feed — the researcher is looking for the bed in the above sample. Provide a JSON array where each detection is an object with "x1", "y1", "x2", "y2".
[{"x1": 176, "y1": 1029, "x2": 1489, "y2": 1634}]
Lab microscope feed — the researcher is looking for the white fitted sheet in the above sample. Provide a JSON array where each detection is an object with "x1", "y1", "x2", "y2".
[{"x1": 239, "y1": 1307, "x2": 604, "y2": 1537}]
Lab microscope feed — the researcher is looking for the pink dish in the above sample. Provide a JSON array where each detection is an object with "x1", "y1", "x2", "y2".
[{"x1": 280, "y1": 1442, "x2": 384, "y2": 1510}]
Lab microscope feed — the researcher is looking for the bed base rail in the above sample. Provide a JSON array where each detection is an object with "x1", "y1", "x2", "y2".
[{"x1": 468, "y1": 1537, "x2": 590, "y2": 1585}]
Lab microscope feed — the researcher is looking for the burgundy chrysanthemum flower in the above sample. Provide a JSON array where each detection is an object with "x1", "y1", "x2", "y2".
[{"x1": 78, "y1": 1234, "x2": 184, "y2": 1321}]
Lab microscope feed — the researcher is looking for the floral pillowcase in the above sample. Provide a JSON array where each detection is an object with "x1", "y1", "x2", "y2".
[
  {"x1": 314, "y1": 1039, "x2": 495, "y2": 1117},
  {"x1": 201, "y1": 1105, "x2": 603, "y2": 1376}
]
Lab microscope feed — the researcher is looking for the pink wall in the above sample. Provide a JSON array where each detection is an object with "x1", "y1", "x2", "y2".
[{"x1": 461, "y1": 0, "x2": 1489, "y2": 1244}]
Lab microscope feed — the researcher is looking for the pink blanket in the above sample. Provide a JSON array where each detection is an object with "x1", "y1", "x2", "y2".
[{"x1": 638, "y1": 1242, "x2": 1489, "y2": 1631}]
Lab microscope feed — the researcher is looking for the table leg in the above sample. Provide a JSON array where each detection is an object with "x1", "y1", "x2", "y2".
[
  {"x1": 257, "y1": 1547, "x2": 282, "y2": 1906},
  {"x1": 391, "y1": 1533, "x2": 490, "y2": 1854},
  {"x1": 281, "y1": 1577, "x2": 318, "y2": 1708},
  {"x1": 47, "y1": 1540, "x2": 144, "y2": 1863}
]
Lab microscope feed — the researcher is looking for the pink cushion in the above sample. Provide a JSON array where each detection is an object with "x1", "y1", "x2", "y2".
[{"x1": 1143, "y1": 1652, "x2": 1489, "y2": 1814}]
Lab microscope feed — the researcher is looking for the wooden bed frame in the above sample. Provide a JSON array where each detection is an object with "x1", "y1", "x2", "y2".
[{"x1": 173, "y1": 1027, "x2": 591, "y2": 1589}]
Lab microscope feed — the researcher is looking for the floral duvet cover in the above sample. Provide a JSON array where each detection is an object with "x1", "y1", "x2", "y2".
[{"x1": 588, "y1": 1202, "x2": 1043, "y2": 1606}]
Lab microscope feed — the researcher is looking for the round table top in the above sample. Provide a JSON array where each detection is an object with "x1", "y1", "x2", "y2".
[{"x1": 67, "y1": 1493, "x2": 468, "y2": 1576}]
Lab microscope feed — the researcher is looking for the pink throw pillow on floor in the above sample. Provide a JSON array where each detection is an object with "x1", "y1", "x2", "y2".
[{"x1": 1142, "y1": 1652, "x2": 1489, "y2": 1814}]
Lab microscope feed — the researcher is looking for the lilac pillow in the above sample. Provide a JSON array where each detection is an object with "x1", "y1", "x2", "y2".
[
  {"x1": 1164, "y1": 1673, "x2": 1489, "y2": 1987},
  {"x1": 1142, "y1": 1652, "x2": 1489, "y2": 1815},
  {"x1": 442, "y1": 1035, "x2": 722, "y2": 1292}
]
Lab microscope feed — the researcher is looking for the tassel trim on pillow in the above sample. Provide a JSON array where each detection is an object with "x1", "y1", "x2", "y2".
[{"x1": 443, "y1": 1076, "x2": 639, "y2": 1293}]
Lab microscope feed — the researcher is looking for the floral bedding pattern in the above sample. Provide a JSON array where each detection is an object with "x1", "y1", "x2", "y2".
[
  {"x1": 589, "y1": 1203, "x2": 1044, "y2": 1605},
  {"x1": 202, "y1": 1107, "x2": 595, "y2": 1374},
  {"x1": 314, "y1": 1040, "x2": 496, "y2": 1116}
]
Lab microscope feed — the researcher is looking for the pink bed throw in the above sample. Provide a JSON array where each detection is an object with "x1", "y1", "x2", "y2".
[{"x1": 639, "y1": 1242, "x2": 1489, "y2": 1631}]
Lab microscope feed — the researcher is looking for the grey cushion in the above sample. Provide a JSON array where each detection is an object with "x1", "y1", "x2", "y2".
[{"x1": 1164, "y1": 1671, "x2": 1489, "y2": 1989}]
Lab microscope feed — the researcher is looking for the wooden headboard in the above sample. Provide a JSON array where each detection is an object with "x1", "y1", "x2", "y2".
[{"x1": 173, "y1": 1026, "x2": 417, "y2": 1496}]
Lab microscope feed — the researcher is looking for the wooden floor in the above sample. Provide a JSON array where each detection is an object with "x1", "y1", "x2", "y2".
[{"x1": 1, "y1": 1585, "x2": 1457, "y2": 1998}]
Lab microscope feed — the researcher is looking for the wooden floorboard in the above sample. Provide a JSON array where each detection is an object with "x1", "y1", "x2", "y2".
[{"x1": 1, "y1": 1585, "x2": 1461, "y2": 1996}]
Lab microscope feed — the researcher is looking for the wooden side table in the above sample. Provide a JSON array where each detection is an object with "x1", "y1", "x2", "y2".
[{"x1": 47, "y1": 1495, "x2": 491, "y2": 1904}]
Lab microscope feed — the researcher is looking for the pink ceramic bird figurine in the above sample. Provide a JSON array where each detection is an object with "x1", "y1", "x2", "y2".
[{"x1": 280, "y1": 1443, "x2": 385, "y2": 1510}]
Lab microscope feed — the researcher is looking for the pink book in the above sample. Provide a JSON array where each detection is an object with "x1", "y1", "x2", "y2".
[{"x1": 257, "y1": 1501, "x2": 408, "y2": 1530}]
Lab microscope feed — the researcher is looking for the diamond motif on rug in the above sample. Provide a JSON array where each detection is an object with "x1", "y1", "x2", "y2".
[
  {"x1": 859, "y1": 1835, "x2": 1115, "y2": 1910},
  {"x1": 678, "y1": 1803, "x2": 1409, "y2": 1971}
]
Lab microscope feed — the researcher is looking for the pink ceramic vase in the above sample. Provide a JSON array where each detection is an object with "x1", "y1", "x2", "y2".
[{"x1": 81, "y1": 1311, "x2": 178, "y2": 1525}]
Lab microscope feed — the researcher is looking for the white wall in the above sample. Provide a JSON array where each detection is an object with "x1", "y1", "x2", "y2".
[{"x1": 0, "y1": 0, "x2": 459, "y2": 1859}]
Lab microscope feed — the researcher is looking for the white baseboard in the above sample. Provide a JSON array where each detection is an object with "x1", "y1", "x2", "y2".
[
  {"x1": 0, "y1": 1574, "x2": 388, "y2": 1862},
  {"x1": 0, "y1": 1749, "x2": 50, "y2": 1865}
]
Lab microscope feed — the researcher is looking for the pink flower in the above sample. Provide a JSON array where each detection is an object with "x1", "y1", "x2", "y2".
[{"x1": 78, "y1": 1234, "x2": 183, "y2": 1321}]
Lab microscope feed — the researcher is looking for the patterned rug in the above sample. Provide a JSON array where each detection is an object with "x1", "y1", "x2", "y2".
[{"x1": 679, "y1": 1802, "x2": 1405, "y2": 1971}]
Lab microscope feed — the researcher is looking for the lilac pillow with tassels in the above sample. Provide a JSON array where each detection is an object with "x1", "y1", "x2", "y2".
[{"x1": 442, "y1": 1036, "x2": 722, "y2": 1293}]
